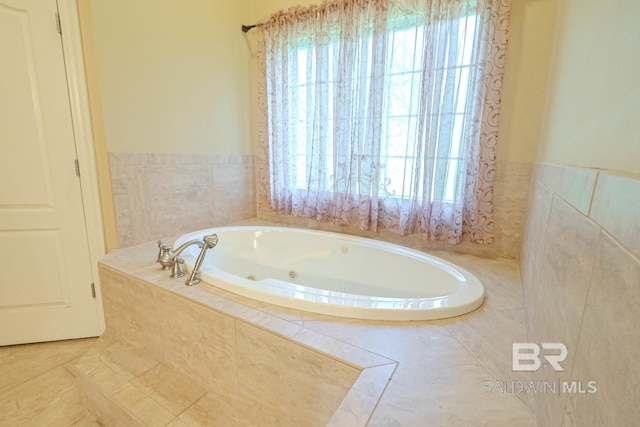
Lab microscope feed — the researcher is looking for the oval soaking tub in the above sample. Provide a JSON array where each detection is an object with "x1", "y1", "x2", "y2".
[{"x1": 172, "y1": 226, "x2": 484, "y2": 321}]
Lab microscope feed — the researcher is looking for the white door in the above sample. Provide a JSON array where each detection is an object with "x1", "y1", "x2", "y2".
[{"x1": 0, "y1": 0, "x2": 102, "y2": 345}]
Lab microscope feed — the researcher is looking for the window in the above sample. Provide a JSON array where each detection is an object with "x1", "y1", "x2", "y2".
[
  {"x1": 291, "y1": 13, "x2": 479, "y2": 202},
  {"x1": 258, "y1": 0, "x2": 509, "y2": 242},
  {"x1": 384, "y1": 15, "x2": 477, "y2": 202}
]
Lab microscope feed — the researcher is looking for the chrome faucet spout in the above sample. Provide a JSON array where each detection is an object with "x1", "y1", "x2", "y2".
[{"x1": 172, "y1": 239, "x2": 204, "y2": 257}]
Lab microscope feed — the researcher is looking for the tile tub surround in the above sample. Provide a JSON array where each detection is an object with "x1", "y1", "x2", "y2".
[
  {"x1": 109, "y1": 153, "x2": 257, "y2": 248},
  {"x1": 78, "y1": 233, "x2": 536, "y2": 426},
  {"x1": 258, "y1": 161, "x2": 532, "y2": 260},
  {"x1": 82, "y1": 247, "x2": 394, "y2": 426},
  {"x1": 521, "y1": 163, "x2": 640, "y2": 426}
]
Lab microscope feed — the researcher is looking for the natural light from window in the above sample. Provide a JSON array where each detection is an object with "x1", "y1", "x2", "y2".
[{"x1": 293, "y1": 14, "x2": 478, "y2": 203}]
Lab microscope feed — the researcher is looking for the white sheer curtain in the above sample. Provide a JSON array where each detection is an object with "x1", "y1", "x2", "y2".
[{"x1": 257, "y1": 0, "x2": 511, "y2": 244}]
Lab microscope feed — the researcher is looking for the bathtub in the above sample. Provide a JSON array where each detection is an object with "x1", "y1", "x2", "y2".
[{"x1": 173, "y1": 226, "x2": 484, "y2": 321}]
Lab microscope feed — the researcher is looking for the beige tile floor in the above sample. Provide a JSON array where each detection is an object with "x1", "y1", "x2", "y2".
[{"x1": 0, "y1": 337, "x2": 99, "y2": 427}]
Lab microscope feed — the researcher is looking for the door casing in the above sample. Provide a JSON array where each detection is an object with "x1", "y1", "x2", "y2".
[{"x1": 57, "y1": 0, "x2": 106, "y2": 332}]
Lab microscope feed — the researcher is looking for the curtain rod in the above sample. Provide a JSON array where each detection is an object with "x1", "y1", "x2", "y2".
[{"x1": 242, "y1": 24, "x2": 257, "y2": 33}]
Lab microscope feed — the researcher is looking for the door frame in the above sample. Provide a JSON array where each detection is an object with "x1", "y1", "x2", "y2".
[{"x1": 58, "y1": 0, "x2": 106, "y2": 332}]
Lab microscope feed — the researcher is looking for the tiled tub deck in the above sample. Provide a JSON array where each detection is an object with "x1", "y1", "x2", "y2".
[{"x1": 74, "y1": 236, "x2": 535, "y2": 426}]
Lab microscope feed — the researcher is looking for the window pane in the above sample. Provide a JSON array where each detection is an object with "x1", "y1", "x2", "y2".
[
  {"x1": 455, "y1": 66, "x2": 470, "y2": 113},
  {"x1": 388, "y1": 27, "x2": 422, "y2": 74},
  {"x1": 388, "y1": 73, "x2": 420, "y2": 117},
  {"x1": 385, "y1": 116, "x2": 416, "y2": 157},
  {"x1": 450, "y1": 114, "x2": 465, "y2": 158},
  {"x1": 296, "y1": 155, "x2": 307, "y2": 188},
  {"x1": 297, "y1": 120, "x2": 307, "y2": 153},
  {"x1": 325, "y1": 154, "x2": 334, "y2": 191},
  {"x1": 297, "y1": 86, "x2": 307, "y2": 118},
  {"x1": 444, "y1": 158, "x2": 459, "y2": 202},
  {"x1": 298, "y1": 48, "x2": 307, "y2": 82},
  {"x1": 383, "y1": 156, "x2": 418, "y2": 198},
  {"x1": 382, "y1": 157, "x2": 403, "y2": 197},
  {"x1": 459, "y1": 16, "x2": 477, "y2": 65}
]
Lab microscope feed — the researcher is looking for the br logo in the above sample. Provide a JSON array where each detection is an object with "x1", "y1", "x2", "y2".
[{"x1": 512, "y1": 343, "x2": 568, "y2": 372}]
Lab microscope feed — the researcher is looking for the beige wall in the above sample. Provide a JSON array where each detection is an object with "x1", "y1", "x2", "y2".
[
  {"x1": 80, "y1": 0, "x2": 254, "y2": 249},
  {"x1": 498, "y1": 0, "x2": 559, "y2": 163},
  {"x1": 87, "y1": 0, "x2": 252, "y2": 155},
  {"x1": 538, "y1": 0, "x2": 640, "y2": 175}
]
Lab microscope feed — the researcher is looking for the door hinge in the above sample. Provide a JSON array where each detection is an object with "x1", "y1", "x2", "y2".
[
  {"x1": 74, "y1": 159, "x2": 80, "y2": 177},
  {"x1": 91, "y1": 283, "x2": 96, "y2": 298},
  {"x1": 55, "y1": 13, "x2": 62, "y2": 34}
]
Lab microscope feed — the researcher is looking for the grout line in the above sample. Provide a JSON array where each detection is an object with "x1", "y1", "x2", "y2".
[
  {"x1": 0, "y1": 340, "x2": 97, "y2": 397},
  {"x1": 585, "y1": 170, "x2": 599, "y2": 217},
  {"x1": 440, "y1": 319, "x2": 536, "y2": 417},
  {"x1": 363, "y1": 362, "x2": 399, "y2": 426},
  {"x1": 289, "y1": 326, "x2": 396, "y2": 371},
  {"x1": 298, "y1": 320, "x2": 401, "y2": 366}
]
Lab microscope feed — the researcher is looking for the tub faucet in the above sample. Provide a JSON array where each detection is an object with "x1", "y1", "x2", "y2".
[
  {"x1": 156, "y1": 234, "x2": 218, "y2": 286},
  {"x1": 156, "y1": 239, "x2": 203, "y2": 271}
]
